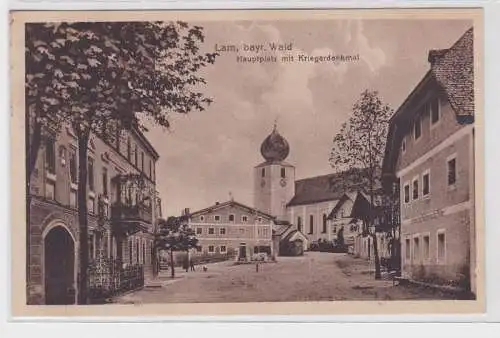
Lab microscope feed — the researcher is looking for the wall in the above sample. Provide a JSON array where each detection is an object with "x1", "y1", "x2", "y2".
[
  {"x1": 286, "y1": 200, "x2": 337, "y2": 243},
  {"x1": 254, "y1": 163, "x2": 295, "y2": 219}
]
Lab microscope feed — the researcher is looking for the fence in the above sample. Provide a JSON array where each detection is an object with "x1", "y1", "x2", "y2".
[{"x1": 88, "y1": 257, "x2": 144, "y2": 303}]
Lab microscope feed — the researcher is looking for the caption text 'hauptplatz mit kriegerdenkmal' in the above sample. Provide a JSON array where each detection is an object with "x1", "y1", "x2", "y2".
[{"x1": 214, "y1": 42, "x2": 360, "y2": 64}]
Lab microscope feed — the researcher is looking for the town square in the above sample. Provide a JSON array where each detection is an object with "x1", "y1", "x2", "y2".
[{"x1": 20, "y1": 14, "x2": 477, "y2": 306}]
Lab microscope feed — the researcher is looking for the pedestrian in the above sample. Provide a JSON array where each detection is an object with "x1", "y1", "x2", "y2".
[
  {"x1": 190, "y1": 259, "x2": 195, "y2": 271},
  {"x1": 255, "y1": 261, "x2": 259, "y2": 273}
]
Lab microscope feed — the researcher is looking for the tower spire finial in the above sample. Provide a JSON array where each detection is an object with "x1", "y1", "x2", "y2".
[{"x1": 273, "y1": 117, "x2": 278, "y2": 131}]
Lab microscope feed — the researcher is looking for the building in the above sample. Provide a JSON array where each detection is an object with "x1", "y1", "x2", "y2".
[
  {"x1": 253, "y1": 124, "x2": 371, "y2": 248},
  {"x1": 186, "y1": 200, "x2": 275, "y2": 260},
  {"x1": 381, "y1": 28, "x2": 475, "y2": 294},
  {"x1": 27, "y1": 121, "x2": 161, "y2": 305}
]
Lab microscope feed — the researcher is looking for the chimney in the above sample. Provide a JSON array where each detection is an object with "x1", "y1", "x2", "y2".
[
  {"x1": 428, "y1": 49, "x2": 448, "y2": 64},
  {"x1": 215, "y1": 201, "x2": 220, "y2": 205},
  {"x1": 182, "y1": 208, "x2": 190, "y2": 216}
]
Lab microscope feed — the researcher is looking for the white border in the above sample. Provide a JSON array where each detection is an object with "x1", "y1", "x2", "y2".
[{"x1": 2, "y1": 0, "x2": 500, "y2": 330}]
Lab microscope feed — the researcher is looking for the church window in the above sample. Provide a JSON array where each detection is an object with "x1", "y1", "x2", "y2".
[
  {"x1": 322, "y1": 214, "x2": 327, "y2": 233},
  {"x1": 281, "y1": 167, "x2": 286, "y2": 178},
  {"x1": 309, "y1": 215, "x2": 314, "y2": 234},
  {"x1": 297, "y1": 216, "x2": 302, "y2": 232},
  {"x1": 261, "y1": 168, "x2": 265, "y2": 177}
]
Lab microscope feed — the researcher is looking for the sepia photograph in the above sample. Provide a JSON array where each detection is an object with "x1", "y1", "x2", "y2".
[{"x1": 10, "y1": 8, "x2": 484, "y2": 316}]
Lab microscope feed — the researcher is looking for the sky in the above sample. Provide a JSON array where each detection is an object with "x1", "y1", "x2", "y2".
[{"x1": 142, "y1": 18, "x2": 472, "y2": 217}]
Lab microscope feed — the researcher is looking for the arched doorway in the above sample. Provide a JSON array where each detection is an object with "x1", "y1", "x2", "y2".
[{"x1": 44, "y1": 226, "x2": 75, "y2": 305}]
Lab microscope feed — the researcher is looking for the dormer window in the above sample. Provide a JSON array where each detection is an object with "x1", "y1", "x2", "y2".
[{"x1": 414, "y1": 116, "x2": 421, "y2": 140}]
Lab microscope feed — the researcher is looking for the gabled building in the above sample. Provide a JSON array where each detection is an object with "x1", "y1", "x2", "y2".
[
  {"x1": 186, "y1": 200, "x2": 275, "y2": 260},
  {"x1": 382, "y1": 28, "x2": 476, "y2": 295}
]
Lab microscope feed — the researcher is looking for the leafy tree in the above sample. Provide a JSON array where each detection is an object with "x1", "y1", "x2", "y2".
[
  {"x1": 25, "y1": 21, "x2": 218, "y2": 303},
  {"x1": 155, "y1": 216, "x2": 199, "y2": 278},
  {"x1": 329, "y1": 90, "x2": 393, "y2": 279}
]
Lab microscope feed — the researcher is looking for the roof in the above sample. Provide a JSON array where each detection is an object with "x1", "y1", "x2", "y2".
[
  {"x1": 188, "y1": 200, "x2": 275, "y2": 219},
  {"x1": 327, "y1": 191, "x2": 371, "y2": 220},
  {"x1": 286, "y1": 169, "x2": 369, "y2": 207},
  {"x1": 382, "y1": 27, "x2": 474, "y2": 182},
  {"x1": 273, "y1": 223, "x2": 293, "y2": 236},
  {"x1": 428, "y1": 27, "x2": 474, "y2": 119},
  {"x1": 282, "y1": 229, "x2": 308, "y2": 242}
]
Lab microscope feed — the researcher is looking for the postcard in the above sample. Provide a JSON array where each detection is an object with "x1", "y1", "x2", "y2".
[{"x1": 10, "y1": 8, "x2": 484, "y2": 317}]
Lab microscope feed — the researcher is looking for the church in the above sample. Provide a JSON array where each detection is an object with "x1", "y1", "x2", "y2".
[{"x1": 186, "y1": 123, "x2": 369, "y2": 259}]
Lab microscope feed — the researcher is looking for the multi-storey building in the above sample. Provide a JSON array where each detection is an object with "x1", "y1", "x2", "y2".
[
  {"x1": 186, "y1": 200, "x2": 275, "y2": 259},
  {"x1": 382, "y1": 28, "x2": 476, "y2": 294},
  {"x1": 27, "y1": 121, "x2": 160, "y2": 305}
]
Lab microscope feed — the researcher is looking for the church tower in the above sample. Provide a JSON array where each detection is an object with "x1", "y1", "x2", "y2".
[{"x1": 254, "y1": 123, "x2": 295, "y2": 220}]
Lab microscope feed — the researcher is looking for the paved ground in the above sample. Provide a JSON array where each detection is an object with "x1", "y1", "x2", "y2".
[{"x1": 112, "y1": 252, "x2": 455, "y2": 304}]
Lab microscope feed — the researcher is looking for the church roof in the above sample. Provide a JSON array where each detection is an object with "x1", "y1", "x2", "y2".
[
  {"x1": 286, "y1": 169, "x2": 369, "y2": 207},
  {"x1": 260, "y1": 124, "x2": 290, "y2": 162}
]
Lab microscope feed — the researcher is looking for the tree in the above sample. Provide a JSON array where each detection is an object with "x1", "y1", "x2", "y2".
[
  {"x1": 25, "y1": 21, "x2": 218, "y2": 303},
  {"x1": 329, "y1": 90, "x2": 393, "y2": 279},
  {"x1": 155, "y1": 216, "x2": 199, "y2": 278},
  {"x1": 337, "y1": 226, "x2": 345, "y2": 247}
]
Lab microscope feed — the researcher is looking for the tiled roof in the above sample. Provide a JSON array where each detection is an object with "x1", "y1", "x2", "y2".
[
  {"x1": 286, "y1": 169, "x2": 369, "y2": 207},
  {"x1": 188, "y1": 200, "x2": 275, "y2": 219},
  {"x1": 273, "y1": 223, "x2": 292, "y2": 236},
  {"x1": 428, "y1": 27, "x2": 474, "y2": 118}
]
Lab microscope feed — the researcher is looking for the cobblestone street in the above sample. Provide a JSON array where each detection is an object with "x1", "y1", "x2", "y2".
[{"x1": 113, "y1": 252, "x2": 455, "y2": 304}]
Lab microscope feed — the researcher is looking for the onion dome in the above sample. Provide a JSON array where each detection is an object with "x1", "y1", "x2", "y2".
[{"x1": 260, "y1": 123, "x2": 290, "y2": 162}]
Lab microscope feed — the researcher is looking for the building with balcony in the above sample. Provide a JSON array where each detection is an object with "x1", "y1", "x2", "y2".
[
  {"x1": 26, "y1": 121, "x2": 161, "y2": 305},
  {"x1": 382, "y1": 27, "x2": 476, "y2": 295}
]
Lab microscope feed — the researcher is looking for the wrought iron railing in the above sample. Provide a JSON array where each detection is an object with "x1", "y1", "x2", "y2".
[
  {"x1": 88, "y1": 257, "x2": 144, "y2": 303},
  {"x1": 111, "y1": 203, "x2": 153, "y2": 224}
]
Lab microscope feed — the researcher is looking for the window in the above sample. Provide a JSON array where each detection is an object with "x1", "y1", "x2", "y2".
[
  {"x1": 88, "y1": 157, "x2": 94, "y2": 191},
  {"x1": 45, "y1": 137, "x2": 56, "y2": 174},
  {"x1": 142, "y1": 242, "x2": 146, "y2": 264},
  {"x1": 404, "y1": 183, "x2": 410, "y2": 203},
  {"x1": 59, "y1": 146, "x2": 67, "y2": 166},
  {"x1": 127, "y1": 138, "x2": 132, "y2": 161},
  {"x1": 414, "y1": 116, "x2": 421, "y2": 140},
  {"x1": 437, "y1": 232, "x2": 446, "y2": 263},
  {"x1": 431, "y1": 98, "x2": 440, "y2": 124},
  {"x1": 196, "y1": 246, "x2": 202, "y2": 252},
  {"x1": 413, "y1": 237, "x2": 420, "y2": 262},
  {"x1": 200, "y1": 216, "x2": 205, "y2": 222},
  {"x1": 89, "y1": 233, "x2": 95, "y2": 260},
  {"x1": 412, "y1": 178, "x2": 419, "y2": 200},
  {"x1": 257, "y1": 217, "x2": 262, "y2": 223},
  {"x1": 405, "y1": 238, "x2": 411, "y2": 260},
  {"x1": 281, "y1": 167, "x2": 286, "y2": 178},
  {"x1": 88, "y1": 197, "x2": 95, "y2": 214},
  {"x1": 242, "y1": 215, "x2": 248, "y2": 223},
  {"x1": 402, "y1": 138, "x2": 406, "y2": 153},
  {"x1": 309, "y1": 215, "x2": 314, "y2": 234},
  {"x1": 214, "y1": 215, "x2": 221, "y2": 222},
  {"x1": 149, "y1": 160, "x2": 153, "y2": 179},
  {"x1": 128, "y1": 239, "x2": 133, "y2": 263},
  {"x1": 208, "y1": 245, "x2": 215, "y2": 253},
  {"x1": 219, "y1": 228, "x2": 226, "y2": 235},
  {"x1": 70, "y1": 190, "x2": 77, "y2": 208},
  {"x1": 447, "y1": 157, "x2": 457, "y2": 186},
  {"x1": 208, "y1": 227, "x2": 215, "y2": 235},
  {"x1": 69, "y1": 148, "x2": 77, "y2": 184},
  {"x1": 423, "y1": 235, "x2": 430, "y2": 261},
  {"x1": 45, "y1": 181, "x2": 56, "y2": 200},
  {"x1": 196, "y1": 227, "x2": 202, "y2": 235},
  {"x1": 322, "y1": 214, "x2": 327, "y2": 233},
  {"x1": 297, "y1": 216, "x2": 302, "y2": 232},
  {"x1": 136, "y1": 240, "x2": 140, "y2": 263},
  {"x1": 422, "y1": 172, "x2": 430, "y2": 196},
  {"x1": 228, "y1": 214, "x2": 235, "y2": 222},
  {"x1": 262, "y1": 228, "x2": 269, "y2": 237},
  {"x1": 102, "y1": 167, "x2": 108, "y2": 197},
  {"x1": 261, "y1": 168, "x2": 265, "y2": 177},
  {"x1": 152, "y1": 162, "x2": 156, "y2": 182},
  {"x1": 141, "y1": 152, "x2": 145, "y2": 172},
  {"x1": 220, "y1": 245, "x2": 227, "y2": 254}
]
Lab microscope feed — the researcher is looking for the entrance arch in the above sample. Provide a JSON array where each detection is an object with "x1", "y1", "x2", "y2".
[{"x1": 44, "y1": 225, "x2": 76, "y2": 305}]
